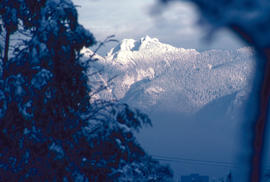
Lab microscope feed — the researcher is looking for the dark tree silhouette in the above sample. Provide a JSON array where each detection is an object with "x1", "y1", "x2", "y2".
[
  {"x1": 0, "y1": 0, "x2": 172, "y2": 181},
  {"x1": 159, "y1": 0, "x2": 270, "y2": 181}
]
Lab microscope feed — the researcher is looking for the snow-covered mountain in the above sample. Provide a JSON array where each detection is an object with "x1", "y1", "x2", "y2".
[{"x1": 82, "y1": 36, "x2": 255, "y2": 114}]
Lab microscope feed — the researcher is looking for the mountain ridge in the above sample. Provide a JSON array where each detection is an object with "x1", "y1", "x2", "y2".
[{"x1": 83, "y1": 35, "x2": 254, "y2": 114}]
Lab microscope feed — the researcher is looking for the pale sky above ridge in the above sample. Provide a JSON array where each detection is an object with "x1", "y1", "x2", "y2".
[{"x1": 73, "y1": 0, "x2": 245, "y2": 55}]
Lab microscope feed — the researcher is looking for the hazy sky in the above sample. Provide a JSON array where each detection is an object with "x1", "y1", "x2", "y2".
[{"x1": 73, "y1": 0, "x2": 245, "y2": 54}]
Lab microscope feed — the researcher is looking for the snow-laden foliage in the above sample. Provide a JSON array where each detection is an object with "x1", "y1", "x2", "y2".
[{"x1": 0, "y1": 0, "x2": 173, "y2": 181}]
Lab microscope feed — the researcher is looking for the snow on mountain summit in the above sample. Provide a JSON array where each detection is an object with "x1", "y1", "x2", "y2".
[
  {"x1": 85, "y1": 36, "x2": 255, "y2": 114},
  {"x1": 105, "y1": 35, "x2": 198, "y2": 66},
  {"x1": 107, "y1": 35, "x2": 164, "y2": 55}
]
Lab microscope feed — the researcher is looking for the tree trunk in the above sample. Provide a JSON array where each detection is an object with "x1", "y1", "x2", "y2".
[
  {"x1": 230, "y1": 25, "x2": 270, "y2": 182},
  {"x1": 3, "y1": 30, "x2": 10, "y2": 66},
  {"x1": 250, "y1": 49, "x2": 270, "y2": 182}
]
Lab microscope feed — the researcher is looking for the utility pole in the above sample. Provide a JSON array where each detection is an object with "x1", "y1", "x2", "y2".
[{"x1": 226, "y1": 171, "x2": 232, "y2": 182}]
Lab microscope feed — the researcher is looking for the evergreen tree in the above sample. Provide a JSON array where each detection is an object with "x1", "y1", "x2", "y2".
[{"x1": 0, "y1": 0, "x2": 172, "y2": 181}]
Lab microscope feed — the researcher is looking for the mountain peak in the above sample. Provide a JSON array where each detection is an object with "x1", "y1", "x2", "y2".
[
  {"x1": 105, "y1": 35, "x2": 182, "y2": 64},
  {"x1": 108, "y1": 35, "x2": 160, "y2": 55},
  {"x1": 119, "y1": 38, "x2": 137, "y2": 51},
  {"x1": 106, "y1": 38, "x2": 136, "y2": 58},
  {"x1": 140, "y1": 35, "x2": 159, "y2": 43}
]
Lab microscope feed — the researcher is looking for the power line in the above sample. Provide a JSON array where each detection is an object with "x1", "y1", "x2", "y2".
[
  {"x1": 152, "y1": 154, "x2": 270, "y2": 170},
  {"x1": 153, "y1": 157, "x2": 239, "y2": 168},
  {"x1": 153, "y1": 154, "x2": 237, "y2": 166}
]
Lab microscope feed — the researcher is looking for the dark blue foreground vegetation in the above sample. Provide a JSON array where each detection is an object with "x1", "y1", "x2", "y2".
[{"x1": 0, "y1": 0, "x2": 172, "y2": 181}]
